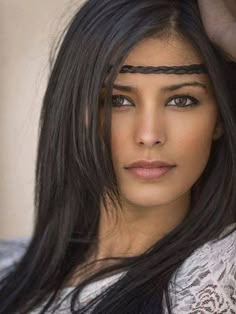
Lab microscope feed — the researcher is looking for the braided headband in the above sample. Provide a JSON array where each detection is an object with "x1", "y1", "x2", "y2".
[
  {"x1": 119, "y1": 64, "x2": 207, "y2": 74},
  {"x1": 108, "y1": 64, "x2": 207, "y2": 74}
]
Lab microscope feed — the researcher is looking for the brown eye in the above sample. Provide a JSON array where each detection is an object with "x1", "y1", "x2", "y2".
[
  {"x1": 167, "y1": 95, "x2": 199, "y2": 108},
  {"x1": 175, "y1": 97, "x2": 188, "y2": 106},
  {"x1": 111, "y1": 95, "x2": 133, "y2": 107}
]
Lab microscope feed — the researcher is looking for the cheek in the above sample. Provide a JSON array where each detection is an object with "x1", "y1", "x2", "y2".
[
  {"x1": 172, "y1": 112, "x2": 217, "y2": 180},
  {"x1": 111, "y1": 115, "x2": 132, "y2": 161}
]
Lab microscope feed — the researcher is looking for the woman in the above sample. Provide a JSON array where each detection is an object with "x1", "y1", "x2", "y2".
[{"x1": 0, "y1": 0, "x2": 236, "y2": 313}]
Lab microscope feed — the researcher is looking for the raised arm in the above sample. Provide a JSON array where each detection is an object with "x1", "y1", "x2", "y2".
[{"x1": 198, "y1": 0, "x2": 236, "y2": 61}]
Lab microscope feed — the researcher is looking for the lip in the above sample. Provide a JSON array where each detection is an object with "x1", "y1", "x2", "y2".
[
  {"x1": 126, "y1": 166, "x2": 174, "y2": 179},
  {"x1": 125, "y1": 160, "x2": 176, "y2": 168},
  {"x1": 124, "y1": 160, "x2": 176, "y2": 180}
]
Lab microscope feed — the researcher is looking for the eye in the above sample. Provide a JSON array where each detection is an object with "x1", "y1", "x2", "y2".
[
  {"x1": 167, "y1": 95, "x2": 199, "y2": 108},
  {"x1": 111, "y1": 95, "x2": 133, "y2": 107}
]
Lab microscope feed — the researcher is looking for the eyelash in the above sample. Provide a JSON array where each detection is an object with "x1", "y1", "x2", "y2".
[{"x1": 111, "y1": 94, "x2": 199, "y2": 109}]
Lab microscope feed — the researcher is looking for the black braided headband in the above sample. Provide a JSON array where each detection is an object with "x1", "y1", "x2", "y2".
[
  {"x1": 119, "y1": 64, "x2": 208, "y2": 74},
  {"x1": 107, "y1": 64, "x2": 207, "y2": 74}
]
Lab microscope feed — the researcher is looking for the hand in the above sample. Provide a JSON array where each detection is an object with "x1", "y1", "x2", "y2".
[{"x1": 198, "y1": 0, "x2": 236, "y2": 61}]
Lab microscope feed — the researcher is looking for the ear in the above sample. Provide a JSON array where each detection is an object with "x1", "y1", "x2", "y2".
[{"x1": 212, "y1": 118, "x2": 224, "y2": 141}]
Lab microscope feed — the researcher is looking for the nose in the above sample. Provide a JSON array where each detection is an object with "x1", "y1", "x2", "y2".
[{"x1": 134, "y1": 108, "x2": 166, "y2": 147}]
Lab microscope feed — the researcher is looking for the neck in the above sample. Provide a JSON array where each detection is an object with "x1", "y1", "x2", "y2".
[{"x1": 94, "y1": 192, "x2": 190, "y2": 260}]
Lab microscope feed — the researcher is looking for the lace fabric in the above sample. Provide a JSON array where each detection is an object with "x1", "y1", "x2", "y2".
[
  {"x1": 164, "y1": 223, "x2": 236, "y2": 313},
  {"x1": 0, "y1": 224, "x2": 236, "y2": 313}
]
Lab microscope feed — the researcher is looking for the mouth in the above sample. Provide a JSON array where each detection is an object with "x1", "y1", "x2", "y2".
[{"x1": 125, "y1": 165, "x2": 176, "y2": 180}]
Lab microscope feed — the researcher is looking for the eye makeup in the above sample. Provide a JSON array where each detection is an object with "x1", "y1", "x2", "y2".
[{"x1": 111, "y1": 94, "x2": 200, "y2": 109}]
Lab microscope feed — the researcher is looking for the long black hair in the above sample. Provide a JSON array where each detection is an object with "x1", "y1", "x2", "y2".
[{"x1": 0, "y1": 0, "x2": 236, "y2": 313}]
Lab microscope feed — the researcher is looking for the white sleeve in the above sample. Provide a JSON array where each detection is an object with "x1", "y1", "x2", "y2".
[{"x1": 164, "y1": 228, "x2": 236, "y2": 313}]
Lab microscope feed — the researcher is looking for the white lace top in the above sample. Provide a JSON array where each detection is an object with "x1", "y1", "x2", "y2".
[{"x1": 1, "y1": 223, "x2": 236, "y2": 313}]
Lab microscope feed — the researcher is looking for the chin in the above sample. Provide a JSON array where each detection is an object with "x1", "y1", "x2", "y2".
[{"x1": 121, "y1": 190, "x2": 172, "y2": 209}]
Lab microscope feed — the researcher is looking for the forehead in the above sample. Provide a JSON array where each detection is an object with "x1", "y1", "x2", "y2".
[
  {"x1": 111, "y1": 34, "x2": 211, "y2": 90},
  {"x1": 123, "y1": 34, "x2": 204, "y2": 67}
]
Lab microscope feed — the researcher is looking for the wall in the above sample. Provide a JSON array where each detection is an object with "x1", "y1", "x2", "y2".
[{"x1": 0, "y1": 0, "x2": 84, "y2": 239}]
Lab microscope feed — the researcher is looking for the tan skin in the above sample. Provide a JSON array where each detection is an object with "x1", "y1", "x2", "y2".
[
  {"x1": 198, "y1": 0, "x2": 236, "y2": 61},
  {"x1": 67, "y1": 34, "x2": 224, "y2": 287}
]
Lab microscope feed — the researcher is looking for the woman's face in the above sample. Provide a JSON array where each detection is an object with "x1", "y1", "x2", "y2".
[{"x1": 110, "y1": 35, "x2": 223, "y2": 210}]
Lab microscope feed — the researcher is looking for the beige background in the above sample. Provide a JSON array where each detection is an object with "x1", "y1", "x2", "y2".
[{"x1": 0, "y1": 0, "x2": 84, "y2": 239}]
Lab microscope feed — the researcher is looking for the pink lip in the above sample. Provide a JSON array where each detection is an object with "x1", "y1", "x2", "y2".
[
  {"x1": 126, "y1": 166, "x2": 174, "y2": 179},
  {"x1": 126, "y1": 160, "x2": 175, "y2": 168}
]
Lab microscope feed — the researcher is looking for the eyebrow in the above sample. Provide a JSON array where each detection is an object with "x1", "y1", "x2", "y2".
[{"x1": 113, "y1": 81, "x2": 208, "y2": 92}]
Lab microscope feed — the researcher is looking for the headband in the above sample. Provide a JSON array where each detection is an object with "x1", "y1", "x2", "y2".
[{"x1": 119, "y1": 64, "x2": 207, "y2": 74}]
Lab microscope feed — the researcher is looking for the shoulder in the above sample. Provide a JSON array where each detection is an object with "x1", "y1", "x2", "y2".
[
  {"x1": 0, "y1": 238, "x2": 29, "y2": 278},
  {"x1": 167, "y1": 224, "x2": 236, "y2": 313}
]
